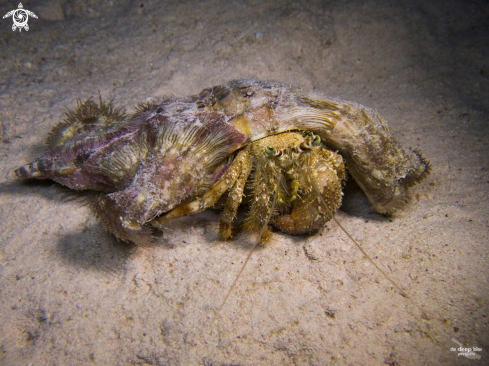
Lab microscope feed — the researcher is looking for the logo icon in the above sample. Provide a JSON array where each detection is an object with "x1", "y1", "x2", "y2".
[{"x1": 3, "y1": 3, "x2": 38, "y2": 32}]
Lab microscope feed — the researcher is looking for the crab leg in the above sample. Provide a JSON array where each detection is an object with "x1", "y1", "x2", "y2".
[
  {"x1": 243, "y1": 160, "x2": 278, "y2": 241},
  {"x1": 218, "y1": 150, "x2": 253, "y2": 240},
  {"x1": 154, "y1": 147, "x2": 251, "y2": 225}
]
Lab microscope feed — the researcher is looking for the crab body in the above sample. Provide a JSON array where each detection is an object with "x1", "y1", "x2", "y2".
[{"x1": 15, "y1": 79, "x2": 430, "y2": 245}]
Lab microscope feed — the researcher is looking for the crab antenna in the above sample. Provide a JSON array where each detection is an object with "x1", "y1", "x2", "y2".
[
  {"x1": 306, "y1": 160, "x2": 430, "y2": 322},
  {"x1": 217, "y1": 189, "x2": 279, "y2": 313}
]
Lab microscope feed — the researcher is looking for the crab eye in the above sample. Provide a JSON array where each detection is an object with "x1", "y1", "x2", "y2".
[
  {"x1": 312, "y1": 135, "x2": 321, "y2": 146},
  {"x1": 265, "y1": 146, "x2": 277, "y2": 156}
]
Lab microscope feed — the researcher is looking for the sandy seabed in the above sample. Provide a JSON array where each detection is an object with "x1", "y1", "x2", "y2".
[{"x1": 0, "y1": 0, "x2": 488, "y2": 365}]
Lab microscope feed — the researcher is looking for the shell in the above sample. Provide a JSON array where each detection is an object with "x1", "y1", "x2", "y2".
[{"x1": 15, "y1": 79, "x2": 430, "y2": 245}]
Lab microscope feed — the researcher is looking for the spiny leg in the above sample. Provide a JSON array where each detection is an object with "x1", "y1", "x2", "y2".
[
  {"x1": 218, "y1": 149, "x2": 253, "y2": 240},
  {"x1": 154, "y1": 146, "x2": 251, "y2": 225},
  {"x1": 243, "y1": 161, "x2": 278, "y2": 242}
]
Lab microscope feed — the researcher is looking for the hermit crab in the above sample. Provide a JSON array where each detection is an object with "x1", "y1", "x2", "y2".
[{"x1": 15, "y1": 79, "x2": 430, "y2": 246}]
